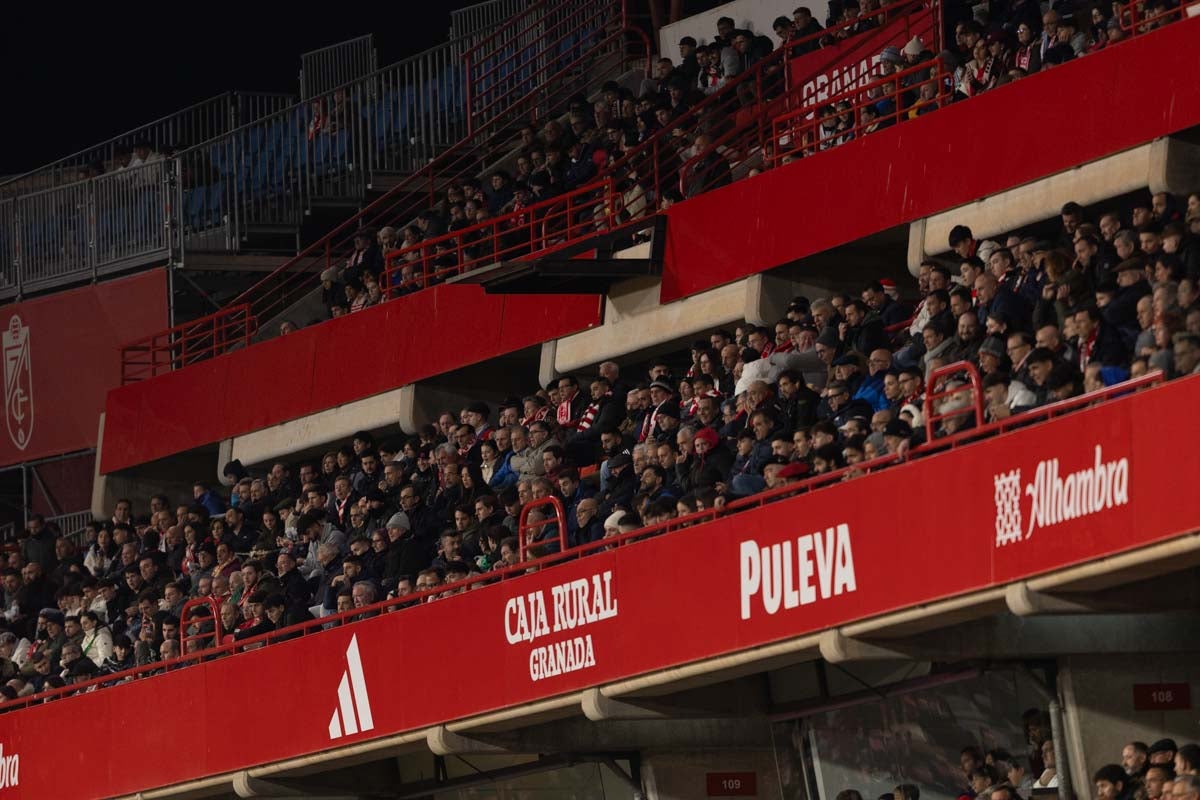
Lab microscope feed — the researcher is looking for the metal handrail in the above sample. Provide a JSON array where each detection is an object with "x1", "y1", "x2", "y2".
[
  {"x1": 381, "y1": 181, "x2": 617, "y2": 291},
  {"x1": 299, "y1": 34, "x2": 378, "y2": 100},
  {"x1": 922, "y1": 360, "x2": 986, "y2": 442},
  {"x1": 517, "y1": 496, "x2": 568, "y2": 560},
  {"x1": 0, "y1": 370, "x2": 1172, "y2": 714},
  {"x1": 0, "y1": 91, "x2": 293, "y2": 197},
  {"x1": 768, "y1": 60, "x2": 946, "y2": 164},
  {"x1": 120, "y1": 303, "x2": 257, "y2": 383},
  {"x1": 466, "y1": 1, "x2": 621, "y2": 131},
  {"x1": 180, "y1": 596, "x2": 223, "y2": 653}
]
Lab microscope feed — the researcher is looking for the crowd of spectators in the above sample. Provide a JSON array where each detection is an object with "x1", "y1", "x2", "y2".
[
  {"x1": 4, "y1": 188, "x2": 1199, "y2": 704},
  {"x1": 302, "y1": 0, "x2": 1191, "y2": 330},
  {"x1": 833, "y1": 736, "x2": 1198, "y2": 800}
]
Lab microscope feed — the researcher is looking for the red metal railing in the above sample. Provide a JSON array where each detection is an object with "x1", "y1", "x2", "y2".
[
  {"x1": 180, "y1": 596, "x2": 223, "y2": 654},
  {"x1": 120, "y1": 304, "x2": 257, "y2": 384},
  {"x1": 768, "y1": 59, "x2": 948, "y2": 168},
  {"x1": 922, "y1": 360, "x2": 985, "y2": 442},
  {"x1": 617, "y1": 0, "x2": 932, "y2": 204},
  {"x1": 1120, "y1": 0, "x2": 1198, "y2": 32},
  {"x1": 517, "y1": 496, "x2": 569, "y2": 560},
  {"x1": 381, "y1": 180, "x2": 618, "y2": 291},
  {"x1": 2, "y1": 370, "x2": 1171, "y2": 715}
]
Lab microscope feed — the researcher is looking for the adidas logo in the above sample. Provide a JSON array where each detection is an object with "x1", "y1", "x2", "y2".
[{"x1": 327, "y1": 634, "x2": 375, "y2": 740}]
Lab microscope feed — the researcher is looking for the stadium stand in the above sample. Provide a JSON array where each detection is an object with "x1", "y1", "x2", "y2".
[
  {"x1": 2, "y1": 0, "x2": 1200, "y2": 797},
  {"x1": 6, "y1": 181, "x2": 1200, "y2": 682}
]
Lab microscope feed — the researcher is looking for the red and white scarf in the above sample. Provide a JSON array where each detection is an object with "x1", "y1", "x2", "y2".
[{"x1": 577, "y1": 392, "x2": 611, "y2": 432}]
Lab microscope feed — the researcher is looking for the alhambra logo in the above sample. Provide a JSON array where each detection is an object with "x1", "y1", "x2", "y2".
[
  {"x1": 327, "y1": 634, "x2": 374, "y2": 740},
  {"x1": 993, "y1": 444, "x2": 1130, "y2": 548},
  {"x1": 0, "y1": 743, "x2": 17, "y2": 790}
]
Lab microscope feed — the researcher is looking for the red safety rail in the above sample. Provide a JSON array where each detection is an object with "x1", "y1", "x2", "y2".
[
  {"x1": 464, "y1": 0, "x2": 626, "y2": 135},
  {"x1": 517, "y1": 495, "x2": 569, "y2": 561},
  {"x1": 1, "y1": 372, "x2": 1170, "y2": 714},
  {"x1": 381, "y1": 180, "x2": 618, "y2": 291},
  {"x1": 120, "y1": 304, "x2": 257, "y2": 384},
  {"x1": 767, "y1": 60, "x2": 948, "y2": 171},
  {"x1": 1119, "y1": 0, "x2": 1199, "y2": 32},
  {"x1": 180, "y1": 596, "x2": 223, "y2": 655},
  {"x1": 922, "y1": 360, "x2": 986, "y2": 442}
]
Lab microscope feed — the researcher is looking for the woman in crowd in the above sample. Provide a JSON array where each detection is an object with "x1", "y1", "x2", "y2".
[
  {"x1": 78, "y1": 611, "x2": 113, "y2": 667},
  {"x1": 83, "y1": 527, "x2": 117, "y2": 577}
]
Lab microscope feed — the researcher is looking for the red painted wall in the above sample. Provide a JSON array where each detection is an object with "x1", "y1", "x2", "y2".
[
  {"x1": 4, "y1": 376, "x2": 1198, "y2": 799},
  {"x1": 0, "y1": 269, "x2": 166, "y2": 467},
  {"x1": 101, "y1": 285, "x2": 602, "y2": 473},
  {"x1": 662, "y1": 15, "x2": 1200, "y2": 302},
  {"x1": 28, "y1": 452, "x2": 96, "y2": 517}
]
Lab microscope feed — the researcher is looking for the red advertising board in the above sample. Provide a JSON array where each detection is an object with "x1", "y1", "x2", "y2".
[
  {"x1": 0, "y1": 269, "x2": 166, "y2": 467},
  {"x1": 1, "y1": 377, "x2": 1197, "y2": 799},
  {"x1": 787, "y1": 6, "x2": 937, "y2": 108},
  {"x1": 663, "y1": 15, "x2": 1200, "y2": 303},
  {"x1": 101, "y1": 284, "x2": 602, "y2": 473}
]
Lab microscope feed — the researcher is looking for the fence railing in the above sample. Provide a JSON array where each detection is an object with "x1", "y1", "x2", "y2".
[
  {"x1": 120, "y1": 303, "x2": 257, "y2": 384},
  {"x1": 48, "y1": 510, "x2": 95, "y2": 548},
  {"x1": 0, "y1": 160, "x2": 170, "y2": 299},
  {"x1": 300, "y1": 35, "x2": 378, "y2": 100},
  {"x1": 381, "y1": 180, "x2": 619, "y2": 292},
  {"x1": 174, "y1": 30, "x2": 481, "y2": 257},
  {"x1": 464, "y1": 0, "x2": 622, "y2": 135},
  {"x1": 1, "y1": 370, "x2": 1169, "y2": 714},
  {"x1": 0, "y1": 91, "x2": 294, "y2": 201},
  {"x1": 451, "y1": 0, "x2": 534, "y2": 42}
]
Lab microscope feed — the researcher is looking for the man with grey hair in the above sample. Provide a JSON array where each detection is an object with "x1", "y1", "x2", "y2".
[
  {"x1": 631, "y1": 442, "x2": 651, "y2": 474},
  {"x1": 351, "y1": 580, "x2": 377, "y2": 608}
]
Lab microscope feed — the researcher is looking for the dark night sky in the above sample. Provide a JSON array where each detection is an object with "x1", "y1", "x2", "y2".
[{"x1": 0, "y1": 3, "x2": 480, "y2": 175}]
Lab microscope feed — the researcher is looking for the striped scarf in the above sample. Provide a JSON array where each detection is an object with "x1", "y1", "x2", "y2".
[{"x1": 577, "y1": 393, "x2": 611, "y2": 432}]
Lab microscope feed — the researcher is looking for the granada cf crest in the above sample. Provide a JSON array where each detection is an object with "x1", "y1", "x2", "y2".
[{"x1": 3, "y1": 315, "x2": 33, "y2": 451}]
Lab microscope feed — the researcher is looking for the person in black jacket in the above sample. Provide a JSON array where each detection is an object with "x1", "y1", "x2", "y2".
[
  {"x1": 841, "y1": 300, "x2": 889, "y2": 355},
  {"x1": 689, "y1": 428, "x2": 733, "y2": 490},
  {"x1": 1103, "y1": 258, "x2": 1152, "y2": 346},
  {"x1": 274, "y1": 552, "x2": 312, "y2": 615},
  {"x1": 597, "y1": 454, "x2": 637, "y2": 518},
  {"x1": 1073, "y1": 305, "x2": 1128, "y2": 368}
]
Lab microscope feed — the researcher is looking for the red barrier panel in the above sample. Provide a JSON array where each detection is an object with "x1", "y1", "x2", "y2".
[
  {"x1": 0, "y1": 268, "x2": 167, "y2": 467},
  {"x1": 101, "y1": 284, "x2": 602, "y2": 474},
  {"x1": 660, "y1": 13, "x2": 1200, "y2": 303},
  {"x1": 6, "y1": 376, "x2": 1199, "y2": 799}
]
